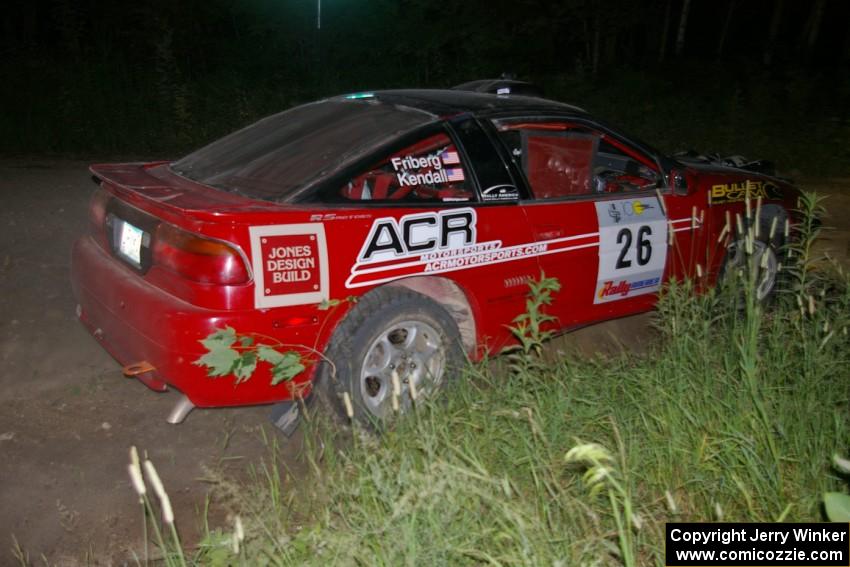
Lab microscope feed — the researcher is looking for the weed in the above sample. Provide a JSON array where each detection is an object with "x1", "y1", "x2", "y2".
[{"x1": 506, "y1": 272, "x2": 561, "y2": 374}]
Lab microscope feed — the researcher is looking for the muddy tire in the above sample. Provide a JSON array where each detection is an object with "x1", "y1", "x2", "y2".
[
  {"x1": 316, "y1": 287, "x2": 465, "y2": 429},
  {"x1": 720, "y1": 206, "x2": 787, "y2": 302}
]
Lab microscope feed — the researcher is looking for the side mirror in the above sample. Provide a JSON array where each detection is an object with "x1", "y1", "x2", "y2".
[{"x1": 669, "y1": 169, "x2": 689, "y2": 196}]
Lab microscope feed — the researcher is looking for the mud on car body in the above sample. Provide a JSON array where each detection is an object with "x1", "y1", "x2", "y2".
[{"x1": 70, "y1": 88, "x2": 800, "y2": 427}]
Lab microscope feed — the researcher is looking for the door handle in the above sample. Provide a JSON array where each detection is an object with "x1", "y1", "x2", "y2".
[{"x1": 534, "y1": 225, "x2": 564, "y2": 240}]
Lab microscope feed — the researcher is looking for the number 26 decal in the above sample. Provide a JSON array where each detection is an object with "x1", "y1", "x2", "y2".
[
  {"x1": 615, "y1": 225, "x2": 652, "y2": 269},
  {"x1": 594, "y1": 198, "x2": 666, "y2": 304}
]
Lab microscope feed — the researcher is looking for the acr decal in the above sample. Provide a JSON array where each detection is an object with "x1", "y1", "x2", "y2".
[
  {"x1": 348, "y1": 207, "x2": 592, "y2": 289},
  {"x1": 709, "y1": 180, "x2": 782, "y2": 204},
  {"x1": 357, "y1": 208, "x2": 477, "y2": 263},
  {"x1": 249, "y1": 223, "x2": 329, "y2": 309},
  {"x1": 594, "y1": 197, "x2": 668, "y2": 304},
  {"x1": 346, "y1": 206, "x2": 698, "y2": 290}
]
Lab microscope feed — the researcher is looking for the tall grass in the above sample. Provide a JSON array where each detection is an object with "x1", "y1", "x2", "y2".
[
  {"x1": 120, "y1": 194, "x2": 849, "y2": 565},
  {"x1": 177, "y1": 203, "x2": 837, "y2": 566}
]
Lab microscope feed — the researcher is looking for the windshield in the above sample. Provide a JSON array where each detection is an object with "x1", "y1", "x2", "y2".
[{"x1": 171, "y1": 98, "x2": 435, "y2": 201}]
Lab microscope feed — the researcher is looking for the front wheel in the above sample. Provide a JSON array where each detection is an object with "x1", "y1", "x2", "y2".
[
  {"x1": 720, "y1": 208, "x2": 786, "y2": 302},
  {"x1": 723, "y1": 238, "x2": 780, "y2": 301},
  {"x1": 318, "y1": 287, "x2": 465, "y2": 428}
]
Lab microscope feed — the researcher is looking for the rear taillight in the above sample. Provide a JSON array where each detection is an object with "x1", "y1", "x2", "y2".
[
  {"x1": 88, "y1": 185, "x2": 111, "y2": 249},
  {"x1": 153, "y1": 223, "x2": 250, "y2": 285}
]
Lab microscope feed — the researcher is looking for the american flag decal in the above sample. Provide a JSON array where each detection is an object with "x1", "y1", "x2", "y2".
[
  {"x1": 440, "y1": 150, "x2": 460, "y2": 165},
  {"x1": 446, "y1": 168, "x2": 465, "y2": 182}
]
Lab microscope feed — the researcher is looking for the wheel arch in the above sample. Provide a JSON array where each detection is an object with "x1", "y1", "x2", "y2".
[
  {"x1": 386, "y1": 276, "x2": 477, "y2": 355},
  {"x1": 751, "y1": 203, "x2": 789, "y2": 248}
]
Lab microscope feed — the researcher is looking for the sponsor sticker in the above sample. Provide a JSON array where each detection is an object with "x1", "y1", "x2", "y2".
[
  {"x1": 346, "y1": 208, "x2": 595, "y2": 289},
  {"x1": 709, "y1": 180, "x2": 782, "y2": 204},
  {"x1": 440, "y1": 150, "x2": 460, "y2": 164},
  {"x1": 249, "y1": 224, "x2": 329, "y2": 308},
  {"x1": 389, "y1": 148, "x2": 465, "y2": 188},
  {"x1": 482, "y1": 185, "x2": 519, "y2": 201},
  {"x1": 594, "y1": 197, "x2": 667, "y2": 303}
]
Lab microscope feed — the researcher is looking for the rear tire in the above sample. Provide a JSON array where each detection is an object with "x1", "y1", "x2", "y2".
[{"x1": 317, "y1": 287, "x2": 465, "y2": 429}]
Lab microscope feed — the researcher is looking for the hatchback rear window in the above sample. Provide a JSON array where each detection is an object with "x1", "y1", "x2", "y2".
[{"x1": 171, "y1": 98, "x2": 435, "y2": 201}]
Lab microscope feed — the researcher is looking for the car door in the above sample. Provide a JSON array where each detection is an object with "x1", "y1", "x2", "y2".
[
  {"x1": 488, "y1": 117, "x2": 694, "y2": 328},
  {"x1": 320, "y1": 121, "x2": 540, "y2": 355}
]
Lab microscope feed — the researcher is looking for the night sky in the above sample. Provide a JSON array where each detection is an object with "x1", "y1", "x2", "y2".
[{"x1": 1, "y1": 0, "x2": 848, "y2": 172}]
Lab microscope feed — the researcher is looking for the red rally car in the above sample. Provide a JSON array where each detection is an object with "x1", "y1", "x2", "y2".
[{"x1": 70, "y1": 87, "x2": 798, "y2": 427}]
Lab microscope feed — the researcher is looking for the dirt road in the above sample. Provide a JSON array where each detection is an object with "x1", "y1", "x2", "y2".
[
  {"x1": 0, "y1": 161, "x2": 846, "y2": 564},
  {"x1": 0, "y1": 161, "x2": 287, "y2": 564}
]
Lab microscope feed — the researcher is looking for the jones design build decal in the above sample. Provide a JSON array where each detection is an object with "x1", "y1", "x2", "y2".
[
  {"x1": 346, "y1": 204, "x2": 699, "y2": 292},
  {"x1": 594, "y1": 197, "x2": 667, "y2": 303},
  {"x1": 249, "y1": 224, "x2": 329, "y2": 308}
]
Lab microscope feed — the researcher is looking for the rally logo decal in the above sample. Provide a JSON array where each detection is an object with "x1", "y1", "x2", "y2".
[{"x1": 249, "y1": 223, "x2": 329, "y2": 308}]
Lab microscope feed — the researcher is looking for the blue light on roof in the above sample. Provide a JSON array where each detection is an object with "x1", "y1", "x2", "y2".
[{"x1": 345, "y1": 92, "x2": 375, "y2": 100}]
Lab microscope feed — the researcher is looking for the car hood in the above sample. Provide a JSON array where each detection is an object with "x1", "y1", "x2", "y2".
[
  {"x1": 680, "y1": 159, "x2": 793, "y2": 189},
  {"x1": 672, "y1": 151, "x2": 788, "y2": 179}
]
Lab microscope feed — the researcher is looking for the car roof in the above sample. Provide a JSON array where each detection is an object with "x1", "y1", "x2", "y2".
[{"x1": 333, "y1": 89, "x2": 587, "y2": 119}]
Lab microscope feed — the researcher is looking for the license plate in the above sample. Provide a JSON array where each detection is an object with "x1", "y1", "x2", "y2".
[{"x1": 117, "y1": 219, "x2": 144, "y2": 266}]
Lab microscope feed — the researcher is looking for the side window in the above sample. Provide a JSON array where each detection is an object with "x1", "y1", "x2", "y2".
[
  {"x1": 339, "y1": 132, "x2": 474, "y2": 203},
  {"x1": 494, "y1": 120, "x2": 660, "y2": 199},
  {"x1": 593, "y1": 138, "x2": 660, "y2": 193}
]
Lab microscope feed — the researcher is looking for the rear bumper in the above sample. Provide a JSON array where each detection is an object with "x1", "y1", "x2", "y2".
[{"x1": 70, "y1": 236, "x2": 309, "y2": 407}]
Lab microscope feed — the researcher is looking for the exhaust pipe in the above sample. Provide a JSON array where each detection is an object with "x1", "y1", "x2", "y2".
[
  {"x1": 166, "y1": 395, "x2": 195, "y2": 424},
  {"x1": 122, "y1": 361, "x2": 193, "y2": 422}
]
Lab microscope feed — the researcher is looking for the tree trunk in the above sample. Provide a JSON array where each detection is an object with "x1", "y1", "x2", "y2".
[
  {"x1": 592, "y1": 4, "x2": 601, "y2": 76},
  {"x1": 801, "y1": 0, "x2": 826, "y2": 55},
  {"x1": 593, "y1": 12, "x2": 602, "y2": 77},
  {"x1": 675, "y1": 0, "x2": 692, "y2": 58},
  {"x1": 659, "y1": 0, "x2": 672, "y2": 63},
  {"x1": 762, "y1": 0, "x2": 784, "y2": 66},
  {"x1": 581, "y1": 15, "x2": 592, "y2": 68},
  {"x1": 716, "y1": 0, "x2": 737, "y2": 61},
  {"x1": 845, "y1": 18, "x2": 850, "y2": 62}
]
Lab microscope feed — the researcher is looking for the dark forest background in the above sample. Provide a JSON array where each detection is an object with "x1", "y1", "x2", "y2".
[{"x1": 2, "y1": 0, "x2": 849, "y2": 176}]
